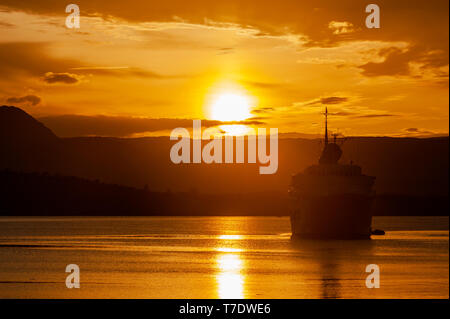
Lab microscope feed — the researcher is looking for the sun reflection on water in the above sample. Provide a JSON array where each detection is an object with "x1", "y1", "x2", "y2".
[
  {"x1": 216, "y1": 247, "x2": 243, "y2": 253},
  {"x1": 217, "y1": 234, "x2": 243, "y2": 240},
  {"x1": 216, "y1": 253, "x2": 245, "y2": 299}
]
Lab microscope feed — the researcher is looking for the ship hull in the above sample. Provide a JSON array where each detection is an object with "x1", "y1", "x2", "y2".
[{"x1": 290, "y1": 194, "x2": 374, "y2": 240}]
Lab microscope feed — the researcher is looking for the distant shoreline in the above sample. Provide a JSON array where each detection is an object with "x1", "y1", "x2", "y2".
[{"x1": 1, "y1": 170, "x2": 448, "y2": 217}]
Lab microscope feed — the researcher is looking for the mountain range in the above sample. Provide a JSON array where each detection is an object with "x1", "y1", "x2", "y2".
[
  {"x1": 0, "y1": 105, "x2": 448, "y2": 216},
  {"x1": 1, "y1": 105, "x2": 448, "y2": 196}
]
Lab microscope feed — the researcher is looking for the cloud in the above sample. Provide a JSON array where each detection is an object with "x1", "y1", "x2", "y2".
[
  {"x1": 242, "y1": 116, "x2": 268, "y2": 121},
  {"x1": 359, "y1": 46, "x2": 449, "y2": 78},
  {"x1": 329, "y1": 111, "x2": 354, "y2": 116},
  {"x1": 43, "y1": 72, "x2": 80, "y2": 84},
  {"x1": 352, "y1": 114, "x2": 395, "y2": 118},
  {"x1": 251, "y1": 107, "x2": 275, "y2": 114},
  {"x1": 0, "y1": 21, "x2": 14, "y2": 27},
  {"x1": 217, "y1": 47, "x2": 234, "y2": 55},
  {"x1": 302, "y1": 96, "x2": 349, "y2": 106},
  {"x1": 328, "y1": 21, "x2": 354, "y2": 35},
  {"x1": 324, "y1": 110, "x2": 395, "y2": 119},
  {"x1": 6, "y1": 95, "x2": 41, "y2": 106},
  {"x1": 398, "y1": 127, "x2": 448, "y2": 138},
  {"x1": 0, "y1": 42, "x2": 78, "y2": 79},
  {"x1": 0, "y1": 43, "x2": 182, "y2": 81},
  {"x1": 38, "y1": 114, "x2": 265, "y2": 137},
  {"x1": 70, "y1": 66, "x2": 181, "y2": 79},
  {"x1": 320, "y1": 97, "x2": 348, "y2": 105},
  {"x1": 291, "y1": 101, "x2": 398, "y2": 120},
  {"x1": 359, "y1": 47, "x2": 412, "y2": 77},
  {"x1": 243, "y1": 80, "x2": 284, "y2": 89},
  {"x1": 1, "y1": 0, "x2": 447, "y2": 53},
  {"x1": 0, "y1": 1, "x2": 446, "y2": 88}
]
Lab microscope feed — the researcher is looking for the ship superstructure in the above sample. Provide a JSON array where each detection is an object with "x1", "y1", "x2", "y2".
[{"x1": 290, "y1": 108, "x2": 376, "y2": 239}]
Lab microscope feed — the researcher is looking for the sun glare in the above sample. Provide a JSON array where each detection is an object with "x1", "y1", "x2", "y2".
[
  {"x1": 216, "y1": 253, "x2": 245, "y2": 299},
  {"x1": 210, "y1": 93, "x2": 252, "y2": 122},
  {"x1": 219, "y1": 124, "x2": 253, "y2": 136}
]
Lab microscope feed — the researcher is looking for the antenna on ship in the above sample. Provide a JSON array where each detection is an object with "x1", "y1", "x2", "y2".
[{"x1": 324, "y1": 107, "x2": 328, "y2": 146}]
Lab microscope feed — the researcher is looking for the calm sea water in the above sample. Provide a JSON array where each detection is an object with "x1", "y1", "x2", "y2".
[{"x1": 0, "y1": 216, "x2": 448, "y2": 299}]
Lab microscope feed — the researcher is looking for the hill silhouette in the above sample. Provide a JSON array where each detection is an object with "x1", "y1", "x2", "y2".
[
  {"x1": 0, "y1": 106, "x2": 448, "y2": 216},
  {"x1": 0, "y1": 106, "x2": 58, "y2": 145}
]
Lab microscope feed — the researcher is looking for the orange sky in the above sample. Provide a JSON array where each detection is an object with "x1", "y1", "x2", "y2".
[{"x1": 0, "y1": 0, "x2": 448, "y2": 137}]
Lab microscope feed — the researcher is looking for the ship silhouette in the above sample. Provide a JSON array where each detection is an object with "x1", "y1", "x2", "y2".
[{"x1": 290, "y1": 108, "x2": 377, "y2": 239}]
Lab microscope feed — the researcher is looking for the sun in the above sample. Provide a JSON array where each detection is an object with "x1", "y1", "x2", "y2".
[{"x1": 210, "y1": 93, "x2": 252, "y2": 122}]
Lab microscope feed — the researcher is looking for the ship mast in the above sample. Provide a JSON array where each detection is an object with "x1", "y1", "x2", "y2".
[{"x1": 324, "y1": 107, "x2": 328, "y2": 146}]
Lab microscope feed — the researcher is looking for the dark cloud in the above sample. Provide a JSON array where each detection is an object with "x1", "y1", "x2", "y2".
[
  {"x1": 0, "y1": 0, "x2": 447, "y2": 52},
  {"x1": 251, "y1": 107, "x2": 275, "y2": 114},
  {"x1": 0, "y1": 42, "x2": 183, "y2": 81},
  {"x1": 317, "y1": 110, "x2": 396, "y2": 118},
  {"x1": 400, "y1": 127, "x2": 447, "y2": 137},
  {"x1": 71, "y1": 67, "x2": 181, "y2": 79},
  {"x1": 6, "y1": 95, "x2": 41, "y2": 106},
  {"x1": 43, "y1": 72, "x2": 80, "y2": 84},
  {"x1": 359, "y1": 47, "x2": 415, "y2": 77},
  {"x1": 0, "y1": 1, "x2": 446, "y2": 83},
  {"x1": 0, "y1": 42, "x2": 78, "y2": 79},
  {"x1": 240, "y1": 119, "x2": 266, "y2": 125},
  {"x1": 243, "y1": 80, "x2": 285, "y2": 90},
  {"x1": 325, "y1": 110, "x2": 395, "y2": 118},
  {"x1": 329, "y1": 111, "x2": 354, "y2": 116},
  {"x1": 38, "y1": 115, "x2": 265, "y2": 137},
  {"x1": 320, "y1": 97, "x2": 348, "y2": 105},
  {"x1": 303, "y1": 96, "x2": 348, "y2": 106},
  {"x1": 246, "y1": 116, "x2": 268, "y2": 121},
  {"x1": 417, "y1": 50, "x2": 449, "y2": 70},
  {"x1": 217, "y1": 47, "x2": 234, "y2": 55},
  {"x1": 353, "y1": 114, "x2": 395, "y2": 118},
  {"x1": 359, "y1": 46, "x2": 449, "y2": 77},
  {"x1": 0, "y1": 21, "x2": 14, "y2": 27}
]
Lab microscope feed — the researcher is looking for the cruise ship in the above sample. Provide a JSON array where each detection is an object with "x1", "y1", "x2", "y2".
[{"x1": 289, "y1": 108, "x2": 376, "y2": 239}]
